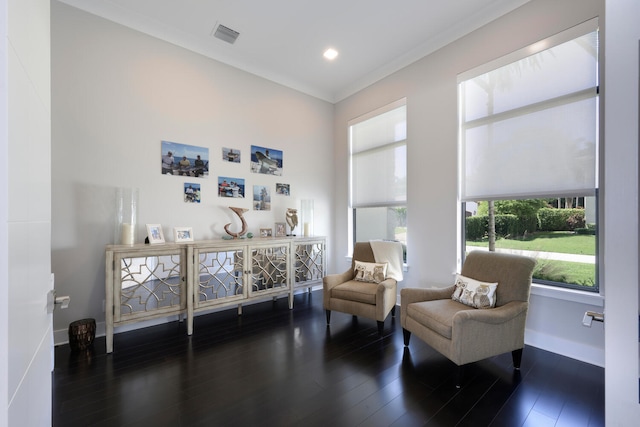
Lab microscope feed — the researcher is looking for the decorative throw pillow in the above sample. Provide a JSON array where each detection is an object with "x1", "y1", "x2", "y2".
[
  {"x1": 451, "y1": 274, "x2": 499, "y2": 309},
  {"x1": 353, "y1": 260, "x2": 388, "y2": 284}
]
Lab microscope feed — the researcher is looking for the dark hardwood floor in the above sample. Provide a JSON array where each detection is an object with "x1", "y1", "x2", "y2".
[{"x1": 52, "y1": 290, "x2": 604, "y2": 426}]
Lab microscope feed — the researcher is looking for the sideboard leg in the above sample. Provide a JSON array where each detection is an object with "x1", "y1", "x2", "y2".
[{"x1": 106, "y1": 324, "x2": 113, "y2": 354}]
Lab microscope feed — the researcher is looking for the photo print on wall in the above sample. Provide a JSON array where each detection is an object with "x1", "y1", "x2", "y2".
[
  {"x1": 161, "y1": 140, "x2": 209, "y2": 177},
  {"x1": 276, "y1": 183, "x2": 290, "y2": 196},
  {"x1": 218, "y1": 176, "x2": 245, "y2": 198},
  {"x1": 222, "y1": 147, "x2": 241, "y2": 163},
  {"x1": 184, "y1": 183, "x2": 201, "y2": 203},
  {"x1": 250, "y1": 145, "x2": 282, "y2": 175},
  {"x1": 253, "y1": 185, "x2": 271, "y2": 211}
]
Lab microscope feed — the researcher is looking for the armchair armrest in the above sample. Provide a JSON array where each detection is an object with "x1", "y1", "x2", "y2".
[
  {"x1": 401, "y1": 285, "x2": 456, "y2": 305},
  {"x1": 323, "y1": 269, "x2": 354, "y2": 291},
  {"x1": 452, "y1": 301, "x2": 530, "y2": 364},
  {"x1": 323, "y1": 269, "x2": 353, "y2": 309},
  {"x1": 452, "y1": 301, "x2": 529, "y2": 326},
  {"x1": 377, "y1": 278, "x2": 397, "y2": 292},
  {"x1": 375, "y1": 278, "x2": 398, "y2": 320}
]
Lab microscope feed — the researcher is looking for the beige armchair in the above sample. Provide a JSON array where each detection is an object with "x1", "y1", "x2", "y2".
[
  {"x1": 401, "y1": 250, "x2": 536, "y2": 387},
  {"x1": 323, "y1": 242, "x2": 401, "y2": 335}
]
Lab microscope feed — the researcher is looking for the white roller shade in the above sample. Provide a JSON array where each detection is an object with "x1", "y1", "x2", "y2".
[
  {"x1": 459, "y1": 24, "x2": 598, "y2": 201},
  {"x1": 350, "y1": 101, "x2": 406, "y2": 207}
]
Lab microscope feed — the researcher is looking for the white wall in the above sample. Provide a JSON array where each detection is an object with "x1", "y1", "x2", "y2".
[
  {"x1": 1, "y1": 1, "x2": 8, "y2": 423},
  {"x1": 51, "y1": 2, "x2": 334, "y2": 341},
  {"x1": 604, "y1": 0, "x2": 640, "y2": 424},
  {"x1": 3, "y1": 0, "x2": 53, "y2": 425},
  {"x1": 333, "y1": 0, "x2": 606, "y2": 366}
]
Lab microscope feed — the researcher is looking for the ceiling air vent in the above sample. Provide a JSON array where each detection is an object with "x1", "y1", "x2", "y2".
[{"x1": 213, "y1": 24, "x2": 240, "y2": 44}]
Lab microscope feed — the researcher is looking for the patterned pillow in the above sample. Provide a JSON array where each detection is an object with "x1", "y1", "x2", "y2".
[
  {"x1": 451, "y1": 274, "x2": 499, "y2": 309},
  {"x1": 353, "y1": 260, "x2": 388, "y2": 284}
]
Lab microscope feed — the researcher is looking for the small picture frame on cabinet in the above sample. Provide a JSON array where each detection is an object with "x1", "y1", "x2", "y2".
[
  {"x1": 275, "y1": 222, "x2": 286, "y2": 237},
  {"x1": 174, "y1": 227, "x2": 194, "y2": 243},
  {"x1": 260, "y1": 228, "x2": 273, "y2": 238},
  {"x1": 146, "y1": 224, "x2": 165, "y2": 244}
]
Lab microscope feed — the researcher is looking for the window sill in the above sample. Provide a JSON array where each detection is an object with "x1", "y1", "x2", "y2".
[
  {"x1": 531, "y1": 283, "x2": 604, "y2": 307},
  {"x1": 345, "y1": 256, "x2": 409, "y2": 272}
]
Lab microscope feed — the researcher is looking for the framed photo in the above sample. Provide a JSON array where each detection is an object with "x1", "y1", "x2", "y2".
[
  {"x1": 276, "y1": 183, "x2": 290, "y2": 196},
  {"x1": 260, "y1": 228, "x2": 273, "y2": 238},
  {"x1": 174, "y1": 227, "x2": 194, "y2": 242},
  {"x1": 222, "y1": 147, "x2": 241, "y2": 163},
  {"x1": 184, "y1": 182, "x2": 201, "y2": 203},
  {"x1": 250, "y1": 145, "x2": 283, "y2": 175},
  {"x1": 218, "y1": 176, "x2": 245, "y2": 198},
  {"x1": 161, "y1": 140, "x2": 209, "y2": 177},
  {"x1": 253, "y1": 185, "x2": 271, "y2": 211},
  {"x1": 275, "y1": 222, "x2": 286, "y2": 237},
  {"x1": 146, "y1": 224, "x2": 165, "y2": 244}
]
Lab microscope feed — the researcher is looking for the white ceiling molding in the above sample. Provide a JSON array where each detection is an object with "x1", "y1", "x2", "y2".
[{"x1": 56, "y1": 0, "x2": 531, "y2": 103}]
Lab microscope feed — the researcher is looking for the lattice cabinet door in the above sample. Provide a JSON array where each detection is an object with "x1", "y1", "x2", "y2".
[
  {"x1": 293, "y1": 238, "x2": 326, "y2": 291},
  {"x1": 247, "y1": 241, "x2": 290, "y2": 298},
  {"x1": 112, "y1": 247, "x2": 186, "y2": 324},
  {"x1": 106, "y1": 244, "x2": 187, "y2": 352},
  {"x1": 192, "y1": 245, "x2": 246, "y2": 309}
]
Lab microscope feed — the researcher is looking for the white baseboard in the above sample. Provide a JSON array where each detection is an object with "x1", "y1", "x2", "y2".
[
  {"x1": 525, "y1": 328, "x2": 604, "y2": 367},
  {"x1": 54, "y1": 315, "x2": 180, "y2": 346}
]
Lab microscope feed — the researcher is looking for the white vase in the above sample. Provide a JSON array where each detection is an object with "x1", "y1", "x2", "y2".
[
  {"x1": 115, "y1": 187, "x2": 139, "y2": 245},
  {"x1": 300, "y1": 199, "x2": 314, "y2": 237}
]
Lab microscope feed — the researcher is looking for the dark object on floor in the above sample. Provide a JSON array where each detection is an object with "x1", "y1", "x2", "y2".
[{"x1": 68, "y1": 318, "x2": 96, "y2": 351}]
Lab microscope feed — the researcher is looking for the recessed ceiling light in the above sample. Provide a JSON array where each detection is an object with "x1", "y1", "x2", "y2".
[{"x1": 323, "y1": 48, "x2": 339, "y2": 60}]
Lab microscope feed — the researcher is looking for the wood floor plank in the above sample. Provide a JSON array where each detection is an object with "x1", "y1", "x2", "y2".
[{"x1": 52, "y1": 290, "x2": 604, "y2": 427}]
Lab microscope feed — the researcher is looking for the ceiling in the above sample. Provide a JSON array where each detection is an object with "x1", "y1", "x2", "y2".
[{"x1": 57, "y1": 0, "x2": 530, "y2": 103}]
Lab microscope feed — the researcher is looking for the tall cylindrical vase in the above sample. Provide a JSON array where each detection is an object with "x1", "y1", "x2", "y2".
[
  {"x1": 115, "y1": 187, "x2": 139, "y2": 245},
  {"x1": 300, "y1": 199, "x2": 314, "y2": 237}
]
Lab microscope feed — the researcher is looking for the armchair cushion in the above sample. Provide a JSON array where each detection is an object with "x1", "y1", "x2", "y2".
[
  {"x1": 354, "y1": 260, "x2": 388, "y2": 283},
  {"x1": 332, "y1": 280, "x2": 378, "y2": 304},
  {"x1": 451, "y1": 274, "x2": 498, "y2": 309},
  {"x1": 406, "y1": 299, "x2": 472, "y2": 339}
]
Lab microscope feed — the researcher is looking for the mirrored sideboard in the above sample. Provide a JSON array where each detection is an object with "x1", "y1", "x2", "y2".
[{"x1": 105, "y1": 236, "x2": 325, "y2": 353}]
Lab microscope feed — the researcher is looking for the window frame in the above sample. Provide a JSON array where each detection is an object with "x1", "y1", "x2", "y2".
[
  {"x1": 348, "y1": 98, "x2": 407, "y2": 254},
  {"x1": 457, "y1": 20, "x2": 601, "y2": 294}
]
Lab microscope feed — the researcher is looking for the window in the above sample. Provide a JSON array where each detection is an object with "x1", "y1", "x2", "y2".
[
  {"x1": 458, "y1": 20, "x2": 599, "y2": 291},
  {"x1": 349, "y1": 99, "x2": 407, "y2": 257}
]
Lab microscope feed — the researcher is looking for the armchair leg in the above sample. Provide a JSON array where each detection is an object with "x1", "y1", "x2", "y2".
[
  {"x1": 455, "y1": 365, "x2": 464, "y2": 389},
  {"x1": 377, "y1": 321, "x2": 384, "y2": 336},
  {"x1": 512, "y1": 348, "x2": 523, "y2": 369},
  {"x1": 403, "y1": 328, "x2": 411, "y2": 346},
  {"x1": 391, "y1": 305, "x2": 396, "y2": 317},
  {"x1": 325, "y1": 310, "x2": 331, "y2": 325}
]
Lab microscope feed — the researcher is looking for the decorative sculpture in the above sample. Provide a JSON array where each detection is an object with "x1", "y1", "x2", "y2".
[
  {"x1": 286, "y1": 208, "x2": 298, "y2": 235},
  {"x1": 224, "y1": 206, "x2": 249, "y2": 238}
]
